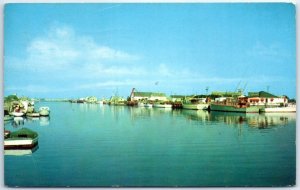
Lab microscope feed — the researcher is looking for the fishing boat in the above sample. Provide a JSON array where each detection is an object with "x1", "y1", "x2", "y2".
[
  {"x1": 210, "y1": 97, "x2": 259, "y2": 113},
  {"x1": 39, "y1": 107, "x2": 50, "y2": 116},
  {"x1": 182, "y1": 103, "x2": 209, "y2": 110},
  {"x1": 210, "y1": 103, "x2": 259, "y2": 113},
  {"x1": 153, "y1": 103, "x2": 173, "y2": 108},
  {"x1": 182, "y1": 97, "x2": 209, "y2": 110},
  {"x1": 4, "y1": 128, "x2": 39, "y2": 149},
  {"x1": 260, "y1": 105, "x2": 296, "y2": 113}
]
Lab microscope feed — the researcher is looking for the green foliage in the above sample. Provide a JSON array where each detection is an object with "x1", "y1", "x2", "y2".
[{"x1": 4, "y1": 95, "x2": 19, "y2": 102}]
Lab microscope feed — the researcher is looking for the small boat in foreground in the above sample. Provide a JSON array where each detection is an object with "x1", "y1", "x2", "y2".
[
  {"x1": 4, "y1": 128, "x2": 39, "y2": 149},
  {"x1": 39, "y1": 107, "x2": 50, "y2": 116}
]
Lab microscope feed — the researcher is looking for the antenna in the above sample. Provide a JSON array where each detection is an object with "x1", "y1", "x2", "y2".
[
  {"x1": 242, "y1": 82, "x2": 248, "y2": 95},
  {"x1": 205, "y1": 86, "x2": 209, "y2": 95},
  {"x1": 235, "y1": 81, "x2": 241, "y2": 92},
  {"x1": 267, "y1": 85, "x2": 270, "y2": 92}
]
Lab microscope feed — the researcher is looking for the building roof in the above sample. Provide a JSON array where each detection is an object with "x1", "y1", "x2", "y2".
[
  {"x1": 211, "y1": 91, "x2": 242, "y2": 97},
  {"x1": 248, "y1": 91, "x2": 278, "y2": 98},
  {"x1": 134, "y1": 92, "x2": 166, "y2": 97},
  {"x1": 170, "y1": 95, "x2": 186, "y2": 98}
]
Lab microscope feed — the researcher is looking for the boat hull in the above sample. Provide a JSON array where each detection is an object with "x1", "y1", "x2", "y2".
[
  {"x1": 182, "y1": 103, "x2": 208, "y2": 110},
  {"x1": 210, "y1": 104, "x2": 259, "y2": 113},
  {"x1": 4, "y1": 137, "x2": 38, "y2": 149},
  {"x1": 153, "y1": 104, "x2": 172, "y2": 108},
  {"x1": 137, "y1": 103, "x2": 145, "y2": 107},
  {"x1": 260, "y1": 106, "x2": 296, "y2": 113},
  {"x1": 144, "y1": 104, "x2": 153, "y2": 108},
  {"x1": 39, "y1": 110, "x2": 50, "y2": 116},
  {"x1": 9, "y1": 112, "x2": 24, "y2": 117},
  {"x1": 27, "y1": 112, "x2": 40, "y2": 117}
]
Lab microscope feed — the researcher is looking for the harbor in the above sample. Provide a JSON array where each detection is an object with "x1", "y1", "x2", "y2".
[
  {"x1": 4, "y1": 101, "x2": 296, "y2": 187},
  {"x1": 3, "y1": 3, "x2": 296, "y2": 188},
  {"x1": 66, "y1": 88, "x2": 296, "y2": 113}
]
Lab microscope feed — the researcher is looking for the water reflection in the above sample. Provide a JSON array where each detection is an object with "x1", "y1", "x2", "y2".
[
  {"x1": 4, "y1": 145, "x2": 39, "y2": 156},
  {"x1": 12, "y1": 117, "x2": 25, "y2": 128},
  {"x1": 209, "y1": 111, "x2": 295, "y2": 129},
  {"x1": 39, "y1": 116, "x2": 50, "y2": 126},
  {"x1": 4, "y1": 116, "x2": 50, "y2": 127},
  {"x1": 78, "y1": 103, "x2": 102, "y2": 112},
  {"x1": 181, "y1": 110, "x2": 210, "y2": 123},
  {"x1": 247, "y1": 113, "x2": 296, "y2": 128}
]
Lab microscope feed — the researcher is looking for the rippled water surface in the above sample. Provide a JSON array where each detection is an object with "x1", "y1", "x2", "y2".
[{"x1": 4, "y1": 102, "x2": 296, "y2": 187}]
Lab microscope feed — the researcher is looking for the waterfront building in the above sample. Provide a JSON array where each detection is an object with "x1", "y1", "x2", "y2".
[
  {"x1": 211, "y1": 91, "x2": 243, "y2": 97},
  {"x1": 130, "y1": 88, "x2": 167, "y2": 102},
  {"x1": 247, "y1": 91, "x2": 287, "y2": 107},
  {"x1": 85, "y1": 96, "x2": 98, "y2": 103},
  {"x1": 170, "y1": 95, "x2": 186, "y2": 102}
]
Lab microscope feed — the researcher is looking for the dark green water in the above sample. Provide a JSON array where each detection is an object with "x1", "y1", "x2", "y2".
[{"x1": 4, "y1": 102, "x2": 296, "y2": 187}]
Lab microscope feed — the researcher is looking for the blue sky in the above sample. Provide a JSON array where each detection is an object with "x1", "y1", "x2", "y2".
[{"x1": 4, "y1": 3, "x2": 296, "y2": 99}]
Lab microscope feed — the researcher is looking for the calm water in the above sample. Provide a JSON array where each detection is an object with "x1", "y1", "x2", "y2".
[{"x1": 4, "y1": 102, "x2": 296, "y2": 187}]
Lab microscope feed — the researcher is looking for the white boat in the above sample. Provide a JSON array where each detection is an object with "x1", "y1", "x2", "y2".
[
  {"x1": 182, "y1": 103, "x2": 209, "y2": 110},
  {"x1": 153, "y1": 103, "x2": 172, "y2": 109},
  {"x1": 144, "y1": 103, "x2": 153, "y2": 108},
  {"x1": 26, "y1": 112, "x2": 40, "y2": 117},
  {"x1": 39, "y1": 106, "x2": 50, "y2": 116},
  {"x1": 4, "y1": 128, "x2": 39, "y2": 149},
  {"x1": 137, "y1": 102, "x2": 145, "y2": 107},
  {"x1": 260, "y1": 106, "x2": 296, "y2": 113},
  {"x1": 10, "y1": 112, "x2": 24, "y2": 117}
]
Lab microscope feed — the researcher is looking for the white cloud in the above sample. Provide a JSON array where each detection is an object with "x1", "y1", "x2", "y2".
[
  {"x1": 6, "y1": 85, "x2": 68, "y2": 93},
  {"x1": 11, "y1": 24, "x2": 140, "y2": 72},
  {"x1": 246, "y1": 41, "x2": 291, "y2": 60},
  {"x1": 76, "y1": 80, "x2": 143, "y2": 90}
]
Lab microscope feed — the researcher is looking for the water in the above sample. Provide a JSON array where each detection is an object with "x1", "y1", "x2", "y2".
[{"x1": 4, "y1": 102, "x2": 296, "y2": 187}]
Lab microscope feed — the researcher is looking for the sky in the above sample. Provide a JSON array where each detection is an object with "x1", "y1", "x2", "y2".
[{"x1": 4, "y1": 3, "x2": 296, "y2": 99}]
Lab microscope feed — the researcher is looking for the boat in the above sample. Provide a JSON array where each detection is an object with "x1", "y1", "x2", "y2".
[
  {"x1": 260, "y1": 105, "x2": 296, "y2": 113},
  {"x1": 182, "y1": 96, "x2": 209, "y2": 110},
  {"x1": 39, "y1": 107, "x2": 50, "y2": 116},
  {"x1": 144, "y1": 103, "x2": 153, "y2": 108},
  {"x1": 137, "y1": 102, "x2": 145, "y2": 107},
  {"x1": 9, "y1": 112, "x2": 24, "y2": 117},
  {"x1": 210, "y1": 103, "x2": 259, "y2": 113},
  {"x1": 182, "y1": 103, "x2": 209, "y2": 110},
  {"x1": 26, "y1": 112, "x2": 40, "y2": 117},
  {"x1": 153, "y1": 103, "x2": 173, "y2": 108},
  {"x1": 4, "y1": 128, "x2": 39, "y2": 149}
]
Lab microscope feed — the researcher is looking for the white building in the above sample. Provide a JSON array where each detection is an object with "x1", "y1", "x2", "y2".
[
  {"x1": 130, "y1": 88, "x2": 167, "y2": 102},
  {"x1": 247, "y1": 91, "x2": 287, "y2": 107}
]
